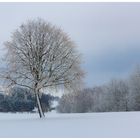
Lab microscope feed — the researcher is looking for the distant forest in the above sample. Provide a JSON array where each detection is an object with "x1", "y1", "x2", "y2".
[
  {"x1": 0, "y1": 86, "x2": 59, "y2": 112},
  {"x1": 57, "y1": 67, "x2": 140, "y2": 113}
]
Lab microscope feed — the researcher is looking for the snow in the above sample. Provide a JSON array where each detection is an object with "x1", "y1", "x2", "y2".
[
  {"x1": 0, "y1": 111, "x2": 140, "y2": 138},
  {"x1": 51, "y1": 100, "x2": 58, "y2": 108}
]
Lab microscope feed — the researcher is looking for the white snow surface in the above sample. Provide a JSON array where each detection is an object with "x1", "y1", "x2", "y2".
[{"x1": 0, "y1": 111, "x2": 140, "y2": 138}]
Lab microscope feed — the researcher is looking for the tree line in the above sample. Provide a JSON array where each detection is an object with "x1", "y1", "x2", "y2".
[
  {"x1": 57, "y1": 67, "x2": 140, "y2": 113},
  {"x1": 0, "y1": 86, "x2": 59, "y2": 112}
]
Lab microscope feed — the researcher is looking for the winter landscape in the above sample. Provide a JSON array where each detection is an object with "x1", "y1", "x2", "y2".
[{"x1": 0, "y1": 2, "x2": 140, "y2": 138}]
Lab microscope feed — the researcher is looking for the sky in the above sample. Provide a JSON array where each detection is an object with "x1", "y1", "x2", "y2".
[{"x1": 0, "y1": 2, "x2": 140, "y2": 88}]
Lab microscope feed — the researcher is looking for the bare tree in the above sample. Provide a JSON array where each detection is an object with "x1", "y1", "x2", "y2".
[
  {"x1": 106, "y1": 79, "x2": 129, "y2": 111},
  {"x1": 57, "y1": 89, "x2": 94, "y2": 113},
  {"x1": 1, "y1": 19, "x2": 84, "y2": 118}
]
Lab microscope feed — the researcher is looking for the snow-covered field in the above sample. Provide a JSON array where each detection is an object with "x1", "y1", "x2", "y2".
[{"x1": 0, "y1": 111, "x2": 140, "y2": 138}]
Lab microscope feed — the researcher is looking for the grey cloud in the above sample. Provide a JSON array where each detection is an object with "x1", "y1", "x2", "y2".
[{"x1": 0, "y1": 3, "x2": 140, "y2": 87}]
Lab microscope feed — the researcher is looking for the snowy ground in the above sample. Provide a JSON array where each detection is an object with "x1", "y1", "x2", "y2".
[{"x1": 0, "y1": 111, "x2": 140, "y2": 138}]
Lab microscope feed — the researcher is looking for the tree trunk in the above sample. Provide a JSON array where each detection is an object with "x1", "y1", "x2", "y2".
[{"x1": 36, "y1": 92, "x2": 45, "y2": 118}]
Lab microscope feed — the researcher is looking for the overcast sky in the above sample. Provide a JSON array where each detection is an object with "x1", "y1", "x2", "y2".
[{"x1": 0, "y1": 2, "x2": 140, "y2": 87}]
